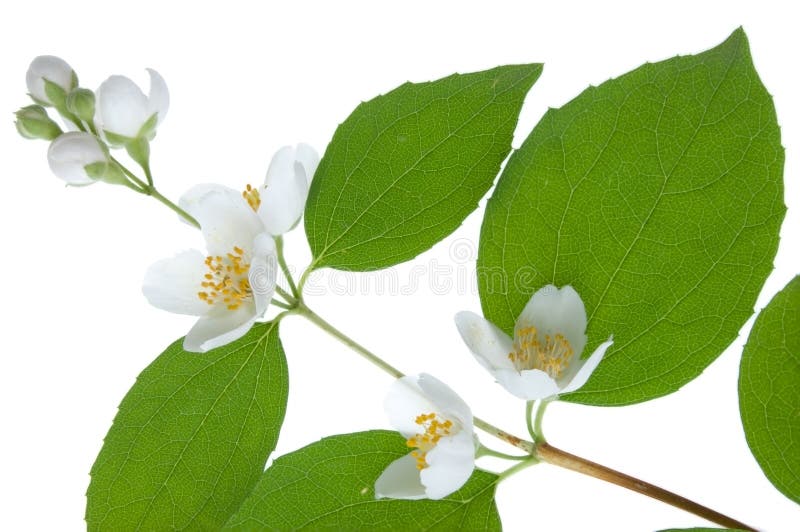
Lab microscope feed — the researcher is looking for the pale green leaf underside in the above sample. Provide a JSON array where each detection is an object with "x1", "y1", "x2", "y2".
[
  {"x1": 224, "y1": 430, "x2": 501, "y2": 530},
  {"x1": 740, "y1": 275, "x2": 800, "y2": 504},
  {"x1": 305, "y1": 64, "x2": 542, "y2": 271},
  {"x1": 86, "y1": 322, "x2": 289, "y2": 530},
  {"x1": 478, "y1": 28, "x2": 784, "y2": 405}
]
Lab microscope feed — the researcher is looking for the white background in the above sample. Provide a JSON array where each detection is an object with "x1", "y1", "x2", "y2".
[{"x1": 1, "y1": 1, "x2": 799, "y2": 530}]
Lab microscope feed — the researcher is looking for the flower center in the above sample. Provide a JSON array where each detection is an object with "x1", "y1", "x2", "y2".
[
  {"x1": 242, "y1": 184, "x2": 261, "y2": 212},
  {"x1": 509, "y1": 326, "x2": 574, "y2": 379},
  {"x1": 406, "y1": 413, "x2": 456, "y2": 470},
  {"x1": 197, "y1": 246, "x2": 252, "y2": 311}
]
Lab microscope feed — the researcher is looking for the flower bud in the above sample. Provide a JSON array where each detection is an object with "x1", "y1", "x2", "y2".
[
  {"x1": 95, "y1": 69, "x2": 169, "y2": 145},
  {"x1": 15, "y1": 105, "x2": 62, "y2": 141},
  {"x1": 66, "y1": 88, "x2": 96, "y2": 123},
  {"x1": 47, "y1": 132, "x2": 109, "y2": 186},
  {"x1": 26, "y1": 56, "x2": 77, "y2": 107}
]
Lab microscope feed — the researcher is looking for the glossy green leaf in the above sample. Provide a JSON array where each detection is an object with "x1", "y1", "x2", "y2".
[
  {"x1": 86, "y1": 322, "x2": 289, "y2": 530},
  {"x1": 740, "y1": 275, "x2": 800, "y2": 504},
  {"x1": 224, "y1": 430, "x2": 501, "y2": 530},
  {"x1": 305, "y1": 64, "x2": 542, "y2": 271},
  {"x1": 478, "y1": 28, "x2": 784, "y2": 405}
]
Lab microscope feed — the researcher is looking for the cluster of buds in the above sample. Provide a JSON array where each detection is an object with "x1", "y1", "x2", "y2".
[{"x1": 15, "y1": 55, "x2": 169, "y2": 187}]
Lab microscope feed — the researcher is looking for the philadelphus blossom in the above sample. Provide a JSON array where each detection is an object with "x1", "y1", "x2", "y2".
[
  {"x1": 26, "y1": 55, "x2": 77, "y2": 106},
  {"x1": 95, "y1": 69, "x2": 169, "y2": 142},
  {"x1": 247, "y1": 144, "x2": 319, "y2": 235},
  {"x1": 456, "y1": 285, "x2": 613, "y2": 401},
  {"x1": 47, "y1": 132, "x2": 109, "y2": 185},
  {"x1": 375, "y1": 374, "x2": 475, "y2": 500},
  {"x1": 143, "y1": 184, "x2": 277, "y2": 352}
]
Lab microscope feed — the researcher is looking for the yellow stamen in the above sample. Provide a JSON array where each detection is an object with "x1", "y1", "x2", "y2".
[
  {"x1": 508, "y1": 325, "x2": 574, "y2": 378},
  {"x1": 242, "y1": 184, "x2": 261, "y2": 212},
  {"x1": 406, "y1": 412, "x2": 457, "y2": 470},
  {"x1": 197, "y1": 245, "x2": 253, "y2": 310}
]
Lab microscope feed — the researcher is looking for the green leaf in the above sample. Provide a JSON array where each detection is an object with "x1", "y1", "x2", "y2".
[
  {"x1": 86, "y1": 322, "x2": 289, "y2": 530},
  {"x1": 478, "y1": 28, "x2": 784, "y2": 405},
  {"x1": 305, "y1": 64, "x2": 542, "y2": 271},
  {"x1": 739, "y1": 275, "x2": 800, "y2": 504},
  {"x1": 224, "y1": 430, "x2": 501, "y2": 530}
]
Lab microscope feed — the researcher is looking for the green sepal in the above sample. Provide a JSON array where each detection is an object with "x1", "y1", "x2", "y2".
[
  {"x1": 66, "y1": 88, "x2": 96, "y2": 123},
  {"x1": 43, "y1": 78, "x2": 68, "y2": 109},
  {"x1": 15, "y1": 104, "x2": 62, "y2": 140}
]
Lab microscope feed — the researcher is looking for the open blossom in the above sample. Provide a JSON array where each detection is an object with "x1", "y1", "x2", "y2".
[
  {"x1": 456, "y1": 285, "x2": 613, "y2": 401},
  {"x1": 375, "y1": 374, "x2": 475, "y2": 500},
  {"x1": 26, "y1": 55, "x2": 77, "y2": 106},
  {"x1": 95, "y1": 69, "x2": 169, "y2": 142},
  {"x1": 47, "y1": 132, "x2": 108, "y2": 185},
  {"x1": 143, "y1": 184, "x2": 277, "y2": 352},
  {"x1": 245, "y1": 144, "x2": 319, "y2": 235}
]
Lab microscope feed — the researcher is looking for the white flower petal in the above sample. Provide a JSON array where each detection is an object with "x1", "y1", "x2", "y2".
[
  {"x1": 560, "y1": 337, "x2": 614, "y2": 394},
  {"x1": 249, "y1": 234, "x2": 277, "y2": 317},
  {"x1": 295, "y1": 142, "x2": 320, "y2": 185},
  {"x1": 494, "y1": 368, "x2": 561, "y2": 400},
  {"x1": 455, "y1": 311, "x2": 515, "y2": 371},
  {"x1": 374, "y1": 453, "x2": 426, "y2": 500},
  {"x1": 96, "y1": 74, "x2": 149, "y2": 138},
  {"x1": 47, "y1": 132, "x2": 106, "y2": 185},
  {"x1": 145, "y1": 68, "x2": 169, "y2": 125},
  {"x1": 420, "y1": 430, "x2": 475, "y2": 499},
  {"x1": 257, "y1": 144, "x2": 318, "y2": 235},
  {"x1": 516, "y1": 284, "x2": 587, "y2": 359},
  {"x1": 142, "y1": 249, "x2": 209, "y2": 316},
  {"x1": 417, "y1": 373, "x2": 472, "y2": 428},
  {"x1": 26, "y1": 55, "x2": 75, "y2": 104},
  {"x1": 183, "y1": 307, "x2": 257, "y2": 353},
  {"x1": 179, "y1": 184, "x2": 265, "y2": 257},
  {"x1": 384, "y1": 375, "x2": 437, "y2": 438}
]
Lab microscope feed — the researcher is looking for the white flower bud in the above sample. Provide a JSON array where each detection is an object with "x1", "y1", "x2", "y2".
[
  {"x1": 26, "y1": 55, "x2": 77, "y2": 107},
  {"x1": 47, "y1": 132, "x2": 108, "y2": 186},
  {"x1": 95, "y1": 69, "x2": 169, "y2": 144}
]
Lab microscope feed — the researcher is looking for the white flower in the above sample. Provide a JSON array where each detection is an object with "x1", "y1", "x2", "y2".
[
  {"x1": 95, "y1": 69, "x2": 169, "y2": 142},
  {"x1": 26, "y1": 55, "x2": 77, "y2": 106},
  {"x1": 241, "y1": 144, "x2": 319, "y2": 235},
  {"x1": 47, "y1": 132, "x2": 108, "y2": 185},
  {"x1": 143, "y1": 184, "x2": 277, "y2": 352},
  {"x1": 375, "y1": 373, "x2": 475, "y2": 500},
  {"x1": 455, "y1": 285, "x2": 613, "y2": 401}
]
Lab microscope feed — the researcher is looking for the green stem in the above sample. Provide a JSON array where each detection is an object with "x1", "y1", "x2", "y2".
[
  {"x1": 297, "y1": 303, "x2": 404, "y2": 379},
  {"x1": 271, "y1": 298, "x2": 294, "y2": 310},
  {"x1": 275, "y1": 236, "x2": 299, "y2": 299},
  {"x1": 274, "y1": 285, "x2": 297, "y2": 306},
  {"x1": 497, "y1": 458, "x2": 539, "y2": 483},
  {"x1": 149, "y1": 187, "x2": 200, "y2": 228},
  {"x1": 526, "y1": 401, "x2": 536, "y2": 440},
  {"x1": 532, "y1": 400, "x2": 549, "y2": 444},
  {"x1": 108, "y1": 156, "x2": 200, "y2": 228},
  {"x1": 476, "y1": 445, "x2": 529, "y2": 461},
  {"x1": 297, "y1": 264, "x2": 315, "y2": 295}
]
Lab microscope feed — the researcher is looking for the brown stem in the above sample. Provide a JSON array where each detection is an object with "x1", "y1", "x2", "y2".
[
  {"x1": 535, "y1": 443, "x2": 756, "y2": 531},
  {"x1": 472, "y1": 416, "x2": 536, "y2": 455},
  {"x1": 297, "y1": 306, "x2": 756, "y2": 530}
]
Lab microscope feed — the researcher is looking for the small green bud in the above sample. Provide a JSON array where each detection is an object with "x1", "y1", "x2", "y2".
[
  {"x1": 15, "y1": 104, "x2": 62, "y2": 140},
  {"x1": 66, "y1": 88, "x2": 95, "y2": 123}
]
